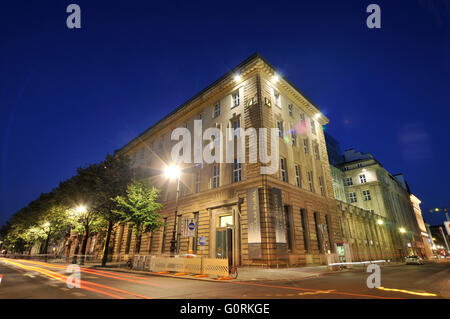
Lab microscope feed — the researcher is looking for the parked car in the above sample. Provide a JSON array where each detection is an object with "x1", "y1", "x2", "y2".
[{"x1": 405, "y1": 255, "x2": 423, "y2": 265}]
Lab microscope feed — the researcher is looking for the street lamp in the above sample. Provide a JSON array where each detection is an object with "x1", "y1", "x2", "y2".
[
  {"x1": 164, "y1": 164, "x2": 181, "y2": 257},
  {"x1": 377, "y1": 219, "x2": 384, "y2": 225},
  {"x1": 399, "y1": 227, "x2": 406, "y2": 234},
  {"x1": 75, "y1": 205, "x2": 87, "y2": 214}
]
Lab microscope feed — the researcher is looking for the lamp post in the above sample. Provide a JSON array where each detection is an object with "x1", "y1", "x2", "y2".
[{"x1": 164, "y1": 165, "x2": 181, "y2": 257}]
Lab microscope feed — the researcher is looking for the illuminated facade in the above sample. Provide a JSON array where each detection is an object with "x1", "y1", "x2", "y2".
[{"x1": 103, "y1": 54, "x2": 407, "y2": 266}]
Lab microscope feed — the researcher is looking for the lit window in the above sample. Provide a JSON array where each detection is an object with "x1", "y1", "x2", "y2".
[
  {"x1": 214, "y1": 103, "x2": 220, "y2": 118},
  {"x1": 360, "y1": 174, "x2": 367, "y2": 183},
  {"x1": 219, "y1": 215, "x2": 233, "y2": 227},
  {"x1": 348, "y1": 192, "x2": 357, "y2": 203},
  {"x1": 232, "y1": 92, "x2": 240, "y2": 107},
  {"x1": 362, "y1": 190, "x2": 371, "y2": 201},
  {"x1": 307, "y1": 171, "x2": 314, "y2": 192},
  {"x1": 232, "y1": 159, "x2": 242, "y2": 183},
  {"x1": 280, "y1": 158, "x2": 288, "y2": 182},
  {"x1": 295, "y1": 165, "x2": 302, "y2": 187},
  {"x1": 212, "y1": 165, "x2": 220, "y2": 188}
]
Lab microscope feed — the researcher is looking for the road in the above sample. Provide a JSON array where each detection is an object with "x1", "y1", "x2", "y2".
[{"x1": 0, "y1": 257, "x2": 448, "y2": 299}]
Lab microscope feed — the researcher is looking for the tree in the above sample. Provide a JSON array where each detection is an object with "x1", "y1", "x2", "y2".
[
  {"x1": 113, "y1": 179, "x2": 163, "y2": 255},
  {"x1": 90, "y1": 153, "x2": 137, "y2": 266}
]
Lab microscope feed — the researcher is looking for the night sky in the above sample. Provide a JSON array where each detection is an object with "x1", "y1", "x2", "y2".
[{"x1": 0, "y1": 1, "x2": 448, "y2": 227}]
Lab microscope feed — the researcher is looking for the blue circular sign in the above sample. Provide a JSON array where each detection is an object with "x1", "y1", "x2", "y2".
[
  {"x1": 188, "y1": 222, "x2": 195, "y2": 231},
  {"x1": 199, "y1": 236, "x2": 206, "y2": 246}
]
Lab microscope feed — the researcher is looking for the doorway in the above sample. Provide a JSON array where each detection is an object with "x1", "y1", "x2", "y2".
[{"x1": 215, "y1": 214, "x2": 234, "y2": 267}]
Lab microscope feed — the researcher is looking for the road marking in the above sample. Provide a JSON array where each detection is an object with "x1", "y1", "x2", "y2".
[{"x1": 377, "y1": 286, "x2": 437, "y2": 297}]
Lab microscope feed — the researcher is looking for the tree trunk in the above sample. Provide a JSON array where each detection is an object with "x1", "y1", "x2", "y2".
[
  {"x1": 80, "y1": 226, "x2": 90, "y2": 265},
  {"x1": 101, "y1": 220, "x2": 114, "y2": 267},
  {"x1": 43, "y1": 234, "x2": 50, "y2": 262}
]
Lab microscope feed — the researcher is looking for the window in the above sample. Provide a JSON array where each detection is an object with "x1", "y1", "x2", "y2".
[
  {"x1": 360, "y1": 174, "x2": 367, "y2": 183},
  {"x1": 277, "y1": 121, "x2": 284, "y2": 137},
  {"x1": 357, "y1": 163, "x2": 362, "y2": 168},
  {"x1": 161, "y1": 218, "x2": 168, "y2": 253},
  {"x1": 307, "y1": 171, "x2": 314, "y2": 192},
  {"x1": 291, "y1": 129, "x2": 297, "y2": 146},
  {"x1": 219, "y1": 215, "x2": 233, "y2": 227},
  {"x1": 319, "y1": 176, "x2": 325, "y2": 196},
  {"x1": 274, "y1": 92, "x2": 280, "y2": 106},
  {"x1": 314, "y1": 212, "x2": 322, "y2": 251},
  {"x1": 362, "y1": 190, "x2": 371, "y2": 201},
  {"x1": 232, "y1": 92, "x2": 240, "y2": 107},
  {"x1": 264, "y1": 97, "x2": 272, "y2": 106},
  {"x1": 198, "y1": 113, "x2": 203, "y2": 121},
  {"x1": 193, "y1": 212, "x2": 199, "y2": 253},
  {"x1": 195, "y1": 170, "x2": 201, "y2": 193},
  {"x1": 284, "y1": 206, "x2": 292, "y2": 251},
  {"x1": 300, "y1": 209, "x2": 309, "y2": 252},
  {"x1": 300, "y1": 112, "x2": 305, "y2": 121},
  {"x1": 232, "y1": 159, "x2": 242, "y2": 182},
  {"x1": 212, "y1": 165, "x2": 220, "y2": 188},
  {"x1": 214, "y1": 102, "x2": 220, "y2": 118},
  {"x1": 288, "y1": 104, "x2": 293, "y2": 117},
  {"x1": 310, "y1": 119, "x2": 316, "y2": 135},
  {"x1": 343, "y1": 177, "x2": 353, "y2": 186},
  {"x1": 348, "y1": 192, "x2": 357, "y2": 203},
  {"x1": 295, "y1": 165, "x2": 302, "y2": 187},
  {"x1": 232, "y1": 118, "x2": 240, "y2": 137},
  {"x1": 325, "y1": 215, "x2": 333, "y2": 252},
  {"x1": 280, "y1": 158, "x2": 288, "y2": 182},
  {"x1": 313, "y1": 143, "x2": 320, "y2": 160},
  {"x1": 303, "y1": 138, "x2": 310, "y2": 154}
]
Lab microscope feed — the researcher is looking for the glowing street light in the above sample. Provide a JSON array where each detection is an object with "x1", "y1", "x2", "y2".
[
  {"x1": 234, "y1": 73, "x2": 241, "y2": 82},
  {"x1": 75, "y1": 205, "x2": 87, "y2": 214},
  {"x1": 377, "y1": 219, "x2": 384, "y2": 225},
  {"x1": 399, "y1": 227, "x2": 406, "y2": 234},
  {"x1": 164, "y1": 165, "x2": 181, "y2": 180}
]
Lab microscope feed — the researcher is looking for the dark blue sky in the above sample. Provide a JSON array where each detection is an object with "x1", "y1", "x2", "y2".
[{"x1": 0, "y1": 1, "x2": 448, "y2": 227}]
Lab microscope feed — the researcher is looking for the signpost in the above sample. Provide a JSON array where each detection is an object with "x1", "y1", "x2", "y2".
[{"x1": 182, "y1": 218, "x2": 197, "y2": 237}]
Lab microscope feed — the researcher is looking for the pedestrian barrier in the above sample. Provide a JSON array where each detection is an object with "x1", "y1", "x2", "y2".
[{"x1": 133, "y1": 255, "x2": 228, "y2": 277}]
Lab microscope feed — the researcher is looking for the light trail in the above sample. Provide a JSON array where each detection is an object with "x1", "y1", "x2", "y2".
[
  {"x1": 377, "y1": 286, "x2": 438, "y2": 297},
  {"x1": 229, "y1": 281, "x2": 403, "y2": 299},
  {"x1": 0, "y1": 259, "x2": 152, "y2": 299}
]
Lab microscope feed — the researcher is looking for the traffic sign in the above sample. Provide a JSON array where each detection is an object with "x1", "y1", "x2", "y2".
[
  {"x1": 444, "y1": 221, "x2": 450, "y2": 235},
  {"x1": 182, "y1": 218, "x2": 196, "y2": 237}
]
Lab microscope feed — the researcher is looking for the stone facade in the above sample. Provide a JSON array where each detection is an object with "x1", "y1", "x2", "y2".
[{"x1": 83, "y1": 54, "x2": 410, "y2": 266}]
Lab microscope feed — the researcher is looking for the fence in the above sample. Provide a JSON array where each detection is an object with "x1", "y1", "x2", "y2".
[{"x1": 133, "y1": 255, "x2": 229, "y2": 277}]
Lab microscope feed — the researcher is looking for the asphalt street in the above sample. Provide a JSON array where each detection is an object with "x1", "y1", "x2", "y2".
[{"x1": 0, "y1": 258, "x2": 448, "y2": 299}]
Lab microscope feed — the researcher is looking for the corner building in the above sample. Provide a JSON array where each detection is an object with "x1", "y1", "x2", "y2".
[{"x1": 112, "y1": 54, "x2": 399, "y2": 267}]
